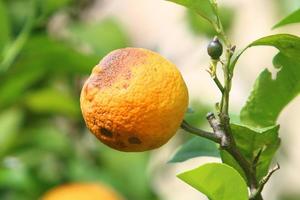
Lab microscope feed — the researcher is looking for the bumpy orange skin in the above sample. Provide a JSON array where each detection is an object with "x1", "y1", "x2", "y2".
[
  {"x1": 80, "y1": 48, "x2": 189, "y2": 152},
  {"x1": 41, "y1": 183, "x2": 123, "y2": 200}
]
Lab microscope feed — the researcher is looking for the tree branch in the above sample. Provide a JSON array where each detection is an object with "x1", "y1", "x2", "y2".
[
  {"x1": 206, "y1": 112, "x2": 263, "y2": 200},
  {"x1": 180, "y1": 120, "x2": 220, "y2": 143}
]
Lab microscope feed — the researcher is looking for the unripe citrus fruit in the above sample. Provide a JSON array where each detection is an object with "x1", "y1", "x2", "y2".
[
  {"x1": 207, "y1": 37, "x2": 223, "y2": 59},
  {"x1": 41, "y1": 183, "x2": 123, "y2": 200},
  {"x1": 80, "y1": 48, "x2": 189, "y2": 152}
]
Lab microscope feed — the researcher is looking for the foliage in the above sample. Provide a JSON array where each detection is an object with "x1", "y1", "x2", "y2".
[
  {"x1": 168, "y1": 0, "x2": 300, "y2": 199},
  {"x1": 236, "y1": 34, "x2": 300, "y2": 127},
  {"x1": 222, "y1": 124, "x2": 280, "y2": 181},
  {"x1": 178, "y1": 163, "x2": 248, "y2": 200},
  {"x1": 273, "y1": 8, "x2": 300, "y2": 28}
]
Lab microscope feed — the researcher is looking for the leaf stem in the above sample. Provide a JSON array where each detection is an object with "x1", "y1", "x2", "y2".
[
  {"x1": 213, "y1": 76, "x2": 224, "y2": 93},
  {"x1": 208, "y1": 59, "x2": 224, "y2": 94}
]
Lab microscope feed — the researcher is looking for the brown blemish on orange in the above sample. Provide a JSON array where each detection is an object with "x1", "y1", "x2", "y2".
[
  {"x1": 128, "y1": 137, "x2": 142, "y2": 144},
  {"x1": 100, "y1": 127, "x2": 113, "y2": 138},
  {"x1": 87, "y1": 48, "x2": 147, "y2": 90}
]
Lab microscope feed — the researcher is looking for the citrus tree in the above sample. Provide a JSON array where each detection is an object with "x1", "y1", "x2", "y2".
[{"x1": 80, "y1": 1, "x2": 300, "y2": 200}]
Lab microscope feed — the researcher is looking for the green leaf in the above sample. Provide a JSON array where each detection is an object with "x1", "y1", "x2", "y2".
[
  {"x1": 0, "y1": 35, "x2": 98, "y2": 107},
  {"x1": 222, "y1": 123, "x2": 280, "y2": 181},
  {"x1": 241, "y1": 53, "x2": 300, "y2": 127},
  {"x1": 0, "y1": 109, "x2": 23, "y2": 156},
  {"x1": 186, "y1": 6, "x2": 234, "y2": 37},
  {"x1": 67, "y1": 18, "x2": 129, "y2": 57},
  {"x1": 273, "y1": 8, "x2": 300, "y2": 29},
  {"x1": 67, "y1": 159, "x2": 110, "y2": 182},
  {"x1": 5, "y1": 0, "x2": 33, "y2": 33},
  {"x1": 0, "y1": 65, "x2": 46, "y2": 109},
  {"x1": 0, "y1": 34, "x2": 98, "y2": 109},
  {"x1": 0, "y1": 0, "x2": 11, "y2": 52},
  {"x1": 18, "y1": 126, "x2": 72, "y2": 155},
  {"x1": 24, "y1": 88, "x2": 80, "y2": 118},
  {"x1": 230, "y1": 34, "x2": 300, "y2": 73},
  {"x1": 169, "y1": 136, "x2": 219, "y2": 163},
  {"x1": 0, "y1": 163, "x2": 35, "y2": 191},
  {"x1": 177, "y1": 163, "x2": 248, "y2": 200},
  {"x1": 229, "y1": 34, "x2": 300, "y2": 127},
  {"x1": 248, "y1": 34, "x2": 300, "y2": 61},
  {"x1": 167, "y1": 0, "x2": 216, "y2": 23},
  {"x1": 14, "y1": 35, "x2": 99, "y2": 75},
  {"x1": 220, "y1": 150, "x2": 246, "y2": 181}
]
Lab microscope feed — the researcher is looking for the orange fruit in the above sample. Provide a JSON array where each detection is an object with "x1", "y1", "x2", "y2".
[
  {"x1": 41, "y1": 183, "x2": 123, "y2": 200},
  {"x1": 80, "y1": 48, "x2": 188, "y2": 151}
]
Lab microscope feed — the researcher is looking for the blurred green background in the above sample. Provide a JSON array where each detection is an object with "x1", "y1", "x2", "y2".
[
  {"x1": 0, "y1": 0, "x2": 159, "y2": 199},
  {"x1": 0, "y1": 0, "x2": 300, "y2": 200}
]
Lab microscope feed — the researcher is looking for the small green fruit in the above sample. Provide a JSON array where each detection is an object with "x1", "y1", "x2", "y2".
[{"x1": 207, "y1": 37, "x2": 223, "y2": 59}]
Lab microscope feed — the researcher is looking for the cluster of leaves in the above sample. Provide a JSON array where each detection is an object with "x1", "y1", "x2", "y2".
[
  {"x1": 0, "y1": 0, "x2": 158, "y2": 200},
  {"x1": 167, "y1": 1, "x2": 300, "y2": 199}
]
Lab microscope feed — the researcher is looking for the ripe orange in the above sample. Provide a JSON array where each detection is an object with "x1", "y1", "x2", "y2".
[
  {"x1": 41, "y1": 183, "x2": 123, "y2": 200},
  {"x1": 80, "y1": 48, "x2": 188, "y2": 151}
]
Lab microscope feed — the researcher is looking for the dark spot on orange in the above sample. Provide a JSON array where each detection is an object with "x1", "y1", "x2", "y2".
[
  {"x1": 128, "y1": 137, "x2": 142, "y2": 144},
  {"x1": 88, "y1": 48, "x2": 147, "y2": 90},
  {"x1": 100, "y1": 127, "x2": 113, "y2": 138}
]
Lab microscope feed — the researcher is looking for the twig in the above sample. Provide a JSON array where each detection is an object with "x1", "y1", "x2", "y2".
[
  {"x1": 207, "y1": 59, "x2": 225, "y2": 94},
  {"x1": 180, "y1": 120, "x2": 220, "y2": 143},
  {"x1": 250, "y1": 164, "x2": 280, "y2": 200},
  {"x1": 213, "y1": 76, "x2": 224, "y2": 93}
]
